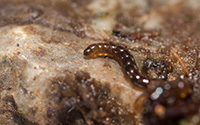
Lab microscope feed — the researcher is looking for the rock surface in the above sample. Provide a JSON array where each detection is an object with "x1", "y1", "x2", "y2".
[{"x1": 0, "y1": 0, "x2": 200, "y2": 124}]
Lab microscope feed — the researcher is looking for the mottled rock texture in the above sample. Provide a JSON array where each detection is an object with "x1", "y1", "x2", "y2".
[{"x1": 1, "y1": 0, "x2": 200, "y2": 124}]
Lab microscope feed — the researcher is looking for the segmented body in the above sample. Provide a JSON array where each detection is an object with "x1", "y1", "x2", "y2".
[{"x1": 83, "y1": 42, "x2": 149, "y2": 89}]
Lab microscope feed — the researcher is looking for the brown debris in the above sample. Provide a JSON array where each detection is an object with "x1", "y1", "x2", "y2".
[
  {"x1": 1, "y1": 96, "x2": 38, "y2": 125},
  {"x1": 112, "y1": 30, "x2": 160, "y2": 41},
  {"x1": 142, "y1": 58, "x2": 173, "y2": 80},
  {"x1": 171, "y1": 47, "x2": 189, "y2": 76},
  {"x1": 46, "y1": 71, "x2": 139, "y2": 125}
]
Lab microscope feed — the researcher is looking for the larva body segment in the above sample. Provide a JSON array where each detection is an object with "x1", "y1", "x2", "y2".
[{"x1": 83, "y1": 43, "x2": 149, "y2": 89}]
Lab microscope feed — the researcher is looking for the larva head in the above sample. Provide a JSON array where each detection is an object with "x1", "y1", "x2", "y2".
[{"x1": 83, "y1": 44, "x2": 100, "y2": 58}]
